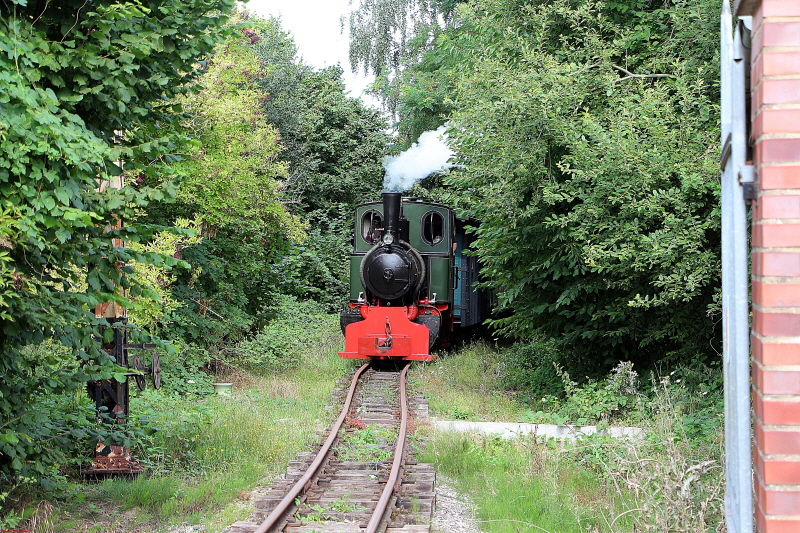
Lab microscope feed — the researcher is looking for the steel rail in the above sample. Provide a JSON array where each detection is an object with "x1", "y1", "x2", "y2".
[
  {"x1": 366, "y1": 362, "x2": 411, "y2": 533},
  {"x1": 252, "y1": 362, "x2": 370, "y2": 533}
]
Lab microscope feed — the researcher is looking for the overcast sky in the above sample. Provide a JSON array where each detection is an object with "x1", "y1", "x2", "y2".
[{"x1": 244, "y1": 0, "x2": 377, "y2": 105}]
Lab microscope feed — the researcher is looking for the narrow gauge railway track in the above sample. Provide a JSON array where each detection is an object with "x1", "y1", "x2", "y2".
[{"x1": 227, "y1": 363, "x2": 434, "y2": 533}]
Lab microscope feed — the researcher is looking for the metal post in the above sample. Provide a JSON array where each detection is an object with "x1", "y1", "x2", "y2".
[{"x1": 720, "y1": 2, "x2": 754, "y2": 531}]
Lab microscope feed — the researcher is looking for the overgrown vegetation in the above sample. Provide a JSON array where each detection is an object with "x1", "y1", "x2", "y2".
[
  {"x1": 414, "y1": 342, "x2": 725, "y2": 532},
  {"x1": 349, "y1": 0, "x2": 722, "y2": 374},
  {"x1": 2, "y1": 304, "x2": 353, "y2": 532},
  {"x1": 0, "y1": 0, "x2": 236, "y2": 490}
]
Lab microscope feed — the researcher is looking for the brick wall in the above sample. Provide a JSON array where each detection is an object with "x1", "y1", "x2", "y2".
[{"x1": 745, "y1": 0, "x2": 800, "y2": 530}]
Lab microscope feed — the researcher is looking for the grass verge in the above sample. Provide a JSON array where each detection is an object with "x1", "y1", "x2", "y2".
[
  {"x1": 21, "y1": 315, "x2": 355, "y2": 533},
  {"x1": 414, "y1": 341, "x2": 725, "y2": 532}
]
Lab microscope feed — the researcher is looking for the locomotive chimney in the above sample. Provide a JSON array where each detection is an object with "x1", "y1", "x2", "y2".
[{"x1": 382, "y1": 192, "x2": 402, "y2": 241}]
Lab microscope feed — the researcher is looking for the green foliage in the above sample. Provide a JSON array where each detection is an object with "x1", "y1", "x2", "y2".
[
  {"x1": 156, "y1": 342, "x2": 215, "y2": 397},
  {"x1": 525, "y1": 361, "x2": 642, "y2": 426},
  {"x1": 336, "y1": 425, "x2": 395, "y2": 462},
  {"x1": 500, "y1": 340, "x2": 564, "y2": 399},
  {"x1": 347, "y1": 0, "x2": 462, "y2": 127},
  {"x1": 231, "y1": 296, "x2": 331, "y2": 374},
  {"x1": 439, "y1": 0, "x2": 721, "y2": 369},
  {"x1": 0, "y1": 0, "x2": 235, "y2": 486},
  {"x1": 126, "y1": 218, "x2": 203, "y2": 328},
  {"x1": 421, "y1": 432, "x2": 604, "y2": 532},
  {"x1": 139, "y1": 18, "x2": 306, "y2": 350},
  {"x1": 172, "y1": 32, "x2": 297, "y2": 233},
  {"x1": 0, "y1": 342, "x2": 139, "y2": 492},
  {"x1": 243, "y1": 16, "x2": 389, "y2": 309}
]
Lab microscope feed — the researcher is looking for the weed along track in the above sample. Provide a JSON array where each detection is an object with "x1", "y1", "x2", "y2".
[{"x1": 226, "y1": 363, "x2": 434, "y2": 533}]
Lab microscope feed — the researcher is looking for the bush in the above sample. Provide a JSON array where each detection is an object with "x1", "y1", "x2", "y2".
[
  {"x1": 501, "y1": 339, "x2": 565, "y2": 399},
  {"x1": 156, "y1": 342, "x2": 215, "y2": 397},
  {"x1": 566, "y1": 375, "x2": 725, "y2": 531},
  {"x1": 522, "y1": 361, "x2": 643, "y2": 426},
  {"x1": 231, "y1": 296, "x2": 333, "y2": 374}
]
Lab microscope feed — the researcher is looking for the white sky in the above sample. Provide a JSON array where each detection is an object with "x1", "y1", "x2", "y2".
[{"x1": 243, "y1": 0, "x2": 378, "y2": 106}]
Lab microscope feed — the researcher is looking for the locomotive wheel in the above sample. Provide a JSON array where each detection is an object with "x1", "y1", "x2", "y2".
[
  {"x1": 152, "y1": 352, "x2": 162, "y2": 390},
  {"x1": 130, "y1": 354, "x2": 147, "y2": 391}
]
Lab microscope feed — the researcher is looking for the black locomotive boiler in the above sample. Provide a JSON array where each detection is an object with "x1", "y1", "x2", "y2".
[{"x1": 339, "y1": 193, "x2": 489, "y2": 361}]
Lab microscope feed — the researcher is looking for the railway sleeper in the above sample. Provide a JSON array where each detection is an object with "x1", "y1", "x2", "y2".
[{"x1": 284, "y1": 524, "x2": 362, "y2": 533}]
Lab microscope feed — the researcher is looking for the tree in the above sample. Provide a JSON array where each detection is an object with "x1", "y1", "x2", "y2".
[
  {"x1": 0, "y1": 0, "x2": 235, "y2": 485},
  {"x1": 139, "y1": 18, "x2": 304, "y2": 348},
  {"x1": 441, "y1": 0, "x2": 721, "y2": 370},
  {"x1": 347, "y1": 0, "x2": 461, "y2": 135},
  {"x1": 247, "y1": 15, "x2": 390, "y2": 310}
]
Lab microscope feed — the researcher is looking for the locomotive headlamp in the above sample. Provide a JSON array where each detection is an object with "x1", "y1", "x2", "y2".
[{"x1": 382, "y1": 233, "x2": 395, "y2": 245}]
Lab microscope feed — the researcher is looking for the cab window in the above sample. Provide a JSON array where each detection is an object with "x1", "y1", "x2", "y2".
[
  {"x1": 421, "y1": 211, "x2": 444, "y2": 245},
  {"x1": 361, "y1": 210, "x2": 382, "y2": 244}
]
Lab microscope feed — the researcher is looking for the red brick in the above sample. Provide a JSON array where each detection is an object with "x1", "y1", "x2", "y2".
[
  {"x1": 755, "y1": 393, "x2": 800, "y2": 425},
  {"x1": 763, "y1": 79, "x2": 800, "y2": 106},
  {"x1": 755, "y1": 310, "x2": 800, "y2": 336},
  {"x1": 763, "y1": 0, "x2": 800, "y2": 17},
  {"x1": 754, "y1": 25, "x2": 765, "y2": 62},
  {"x1": 753, "y1": 281, "x2": 800, "y2": 307},
  {"x1": 754, "y1": 109, "x2": 765, "y2": 141},
  {"x1": 760, "y1": 513, "x2": 800, "y2": 533},
  {"x1": 753, "y1": 223, "x2": 800, "y2": 247},
  {"x1": 765, "y1": 489, "x2": 800, "y2": 515},
  {"x1": 757, "y1": 422, "x2": 800, "y2": 454},
  {"x1": 755, "y1": 83, "x2": 765, "y2": 122},
  {"x1": 752, "y1": 251, "x2": 800, "y2": 276},
  {"x1": 761, "y1": 139, "x2": 800, "y2": 164},
  {"x1": 753, "y1": 53, "x2": 765, "y2": 95},
  {"x1": 756, "y1": 195, "x2": 800, "y2": 219},
  {"x1": 754, "y1": 503, "x2": 800, "y2": 533},
  {"x1": 760, "y1": 166, "x2": 800, "y2": 189},
  {"x1": 767, "y1": 520, "x2": 800, "y2": 533},
  {"x1": 756, "y1": 501, "x2": 766, "y2": 533},
  {"x1": 763, "y1": 21, "x2": 800, "y2": 47},
  {"x1": 754, "y1": 337, "x2": 800, "y2": 365},
  {"x1": 753, "y1": 7, "x2": 764, "y2": 39},
  {"x1": 766, "y1": 459, "x2": 800, "y2": 485},
  {"x1": 764, "y1": 109, "x2": 800, "y2": 135},
  {"x1": 765, "y1": 369, "x2": 800, "y2": 395},
  {"x1": 764, "y1": 52, "x2": 800, "y2": 77},
  {"x1": 752, "y1": 446, "x2": 800, "y2": 486}
]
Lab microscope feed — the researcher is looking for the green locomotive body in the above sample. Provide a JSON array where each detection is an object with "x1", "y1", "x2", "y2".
[{"x1": 340, "y1": 195, "x2": 488, "y2": 361}]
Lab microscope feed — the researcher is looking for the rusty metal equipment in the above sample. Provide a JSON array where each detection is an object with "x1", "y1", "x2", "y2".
[{"x1": 84, "y1": 323, "x2": 162, "y2": 477}]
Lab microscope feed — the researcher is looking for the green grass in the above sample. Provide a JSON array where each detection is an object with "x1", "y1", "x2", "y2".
[
  {"x1": 411, "y1": 341, "x2": 725, "y2": 533},
  {"x1": 335, "y1": 424, "x2": 396, "y2": 462},
  {"x1": 40, "y1": 315, "x2": 356, "y2": 533},
  {"x1": 410, "y1": 342, "x2": 529, "y2": 421},
  {"x1": 15, "y1": 325, "x2": 724, "y2": 533},
  {"x1": 420, "y1": 431, "x2": 610, "y2": 533}
]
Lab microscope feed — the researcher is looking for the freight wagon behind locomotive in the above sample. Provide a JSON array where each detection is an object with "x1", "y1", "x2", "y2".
[{"x1": 339, "y1": 193, "x2": 489, "y2": 361}]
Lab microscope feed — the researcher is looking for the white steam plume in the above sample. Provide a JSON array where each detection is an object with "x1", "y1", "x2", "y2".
[{"x1": 382, "y1": 126, "x2": 453, "y2": 192}]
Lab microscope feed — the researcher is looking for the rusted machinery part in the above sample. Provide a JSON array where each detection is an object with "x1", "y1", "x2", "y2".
[
  {"x1": 152, "y1": 352, "x2": 161, "y2": 390},
  {"x1": 130, "y1": 354, "x2": 147, "y2": 391},
  {"x1": 366, "y1": 362, "x2": 410, "y2": 533},
  {"x1": 253, "y1": 362, "x2": 371, "y2": 533}
]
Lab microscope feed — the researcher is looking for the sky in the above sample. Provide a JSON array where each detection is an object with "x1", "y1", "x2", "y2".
[{"x1": 244, "y1": 0, "x2": 377, "y2": 106}]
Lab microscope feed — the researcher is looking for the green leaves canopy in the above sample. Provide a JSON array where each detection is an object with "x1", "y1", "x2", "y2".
[
  {"x1": 0, "y1": 0, "x2": 235, "y2": 483},
  {"x1": 441, "y1": 0, "x2": 721, "y2": 368}
]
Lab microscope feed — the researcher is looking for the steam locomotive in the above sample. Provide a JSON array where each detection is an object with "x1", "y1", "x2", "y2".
[{"x1": 338, "y1": 193, "x2": 489, "y2": 361}]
